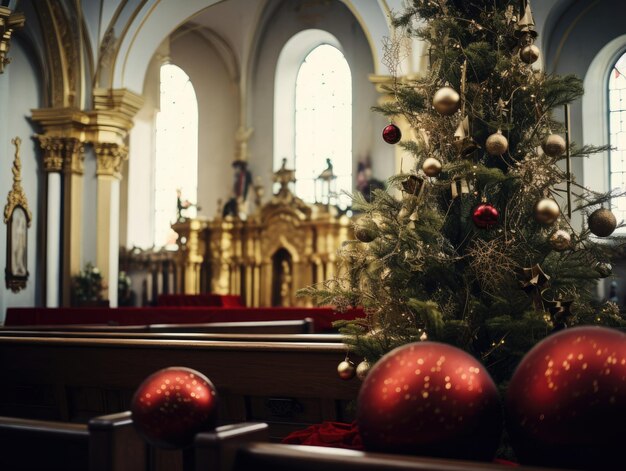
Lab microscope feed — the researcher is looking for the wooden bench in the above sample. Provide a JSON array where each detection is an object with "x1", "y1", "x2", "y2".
[
  {"x1": 0, "y1": 411, "x2": 146, "y2": 471},
  {"x1": 0, "y1": 318, "x2": 315, "y2": 334},
  {"x1": 0, "y1": 318, "x2": 316, "y2": 339},
  {"x1": 229, "y1": 443, "x2": 558, "y2": 471},
  {"x1": 0, "y1": 412, "x2": 269, "y2": 471},
  {"x1": 0, "y1": 329, "x2": 341, "y2": 343},
  {"x1": 4, "y1": 306, "x2": 365, "y2": 332},
  {"x1": 0, "y1": 336, "x2": 360, "y2": 440}
]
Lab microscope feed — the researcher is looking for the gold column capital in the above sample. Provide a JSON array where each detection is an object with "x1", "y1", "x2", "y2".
[
  {"x1": 34, "y1": 135, "x2": 86, "y2": 174},
  {"x1": 94, "y1": 142, "x2": 128, "y2": 179},
  {"x1": 0, "y1": 7, "x2": 25, "y2": 74}
]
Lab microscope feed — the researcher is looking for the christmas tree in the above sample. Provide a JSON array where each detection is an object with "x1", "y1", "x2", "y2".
[{"x1": 302, "y1": 0, "x2": 626, "y2": 384}]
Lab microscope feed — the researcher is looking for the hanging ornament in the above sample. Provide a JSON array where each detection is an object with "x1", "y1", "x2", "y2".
[
  {"x1": 382, "y1": 124, "x2": 401, "y2": 144},
  {"x1": 588, "y1": 207, "x2": 617, "y2": 237},
  {"x1": 358, "y1": 342, "x2": 502, "y2": 461},
  {"x1": 544, "y1": 298, "x2": 574, "y2": 331},
  {"x1": 549, "y1": 229, "x2": 571, "y2": 251},
  {"x1": 451, "y1": 178, "x2": 471, "y2": 199},
  {"x1": 401, "y1": 175, "x2": 424, "y2": 195},
  {"x1": 595, "y1": 262, "x2": 612, "y2": 278},
  {"x1": 131, "y1": 367, "x2": 219, "y2": 449},
  {"x1": 453, "y1": 115, "x2": 479, "y2": 158},
  {"x1": 515, "y1": 1, "x2": 538, "y2": 38},
  {"x1": 518, "y1": 264, "x2": 550, "y2": 311},
  {"x1": 354, "y1": 219, "x2": 378, "y2": 243},
  {"x1": 472, "y1": 203, "x2": 499, "y2": 229},
  {"x1": 432, "y1": 86, "x2": 460, "y2": 116},
  {"x1": 356, "y1": 360, "x2": 371, "y2": 380},
  {"x1": 534, "y1": 198, "x2": 560, "y2": 225},
  {"x1": 337, "y1": 360, "x2": 356, "y2": 380},
  {"x1": 422, "y1": 157, "x2": 442, "y2": 177},
  {"x1": 541, "y1": 134, "x2": 567, "y2": 157},
  {"x1": 485, "y1": 130, "x2": 509, "y2": 156},
  {"x1": 520, "y1": 44, "x2": 540, "y2": 64},
  {"x1": 506, "y1": 327, "x2": 626, "y2": 469}
]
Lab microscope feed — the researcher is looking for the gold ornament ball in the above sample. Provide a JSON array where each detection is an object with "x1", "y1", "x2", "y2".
[
  {"x1": 550, "y1": 230, "x2": 572, "y2": 251},
  {"x1": 535, "y1": 198, "x2": 560, "y2": 225},
  {"x1": 337, "y1": 360, "x2": 356, "y2": 380},
  {"x1": 542, "y1": 134, "x2": 567, "y2": 157},
  {"x1": 520, "y1": 44, "x2": 540, "y2": 64},
  {"x1": 354, "y1": 219, "x2": 378, "y2": 243},
  {"x1": 432, "y1": 86, "x2": 461, "y2": 116},
  {"x1": 422, "y1": 157, "x2": 442, "y2": 177},
  {"x1": 356, "y1": 360, "x2": 371, "y2": 381},
  {"x1": 588, "y1": 208, "x2": 617, "y2": 237},
  {"x1": 485, "y1": 131, "x2": 509, "y2": 156}
]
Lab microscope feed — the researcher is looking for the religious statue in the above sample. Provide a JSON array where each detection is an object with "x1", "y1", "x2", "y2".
[
  {"x1": 176, "y1": 189, "x2": 199, "y2": 222},
  {"x1": 279, "y1": 259, "x2": 292, "y2": 306},
  {"x1": 223, "y1": 160, "x2": 253, "y2": 218}
]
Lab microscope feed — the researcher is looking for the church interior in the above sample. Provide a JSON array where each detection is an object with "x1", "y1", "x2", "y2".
[{"x1": 2, "y1": 0, "x2": 626, "y2": 469}]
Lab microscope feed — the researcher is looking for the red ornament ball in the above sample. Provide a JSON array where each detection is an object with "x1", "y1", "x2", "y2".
[
  {"x1": 131, "y1": 367, "x2": 219, "y2": 449},
  {"x1": 506, "y1": 327, "x2": 626, "y2": 470},
  {"x1": 382, "y1": 124, "x2": 402, "y2": 144},
  {"x1": 472, "y1": 203, "x2": 499, "y2": 229},
  {"x1": 357, "y1": 342, "x2": 502, "y2": 461}
]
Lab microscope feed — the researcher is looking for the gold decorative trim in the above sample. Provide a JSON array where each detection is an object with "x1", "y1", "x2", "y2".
[
  {"x1": 35, "y1": 135, "x2": 64, "y2": 172},
  {"x1": 34, "y1": 135, "x2": 86, "y2": 174},
  {"x1": 0, "y1": 7, "x2": 25, "y2": 74},
  {"x1": 95, "y1": 142, "x2": 128, "y2": 179},
  {"x1": 4, "y1": 137, "x2": 32, "y2": 225}
]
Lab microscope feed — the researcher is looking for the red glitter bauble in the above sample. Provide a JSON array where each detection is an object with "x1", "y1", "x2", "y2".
[
  {"x1": 382, "y1": 124, "x2": 402, "y2": 144},
  {"x1": 131, "y1": 367, "x2": 218, "y2": 449},
  {"x1": 357, "y1": 342, "x2": 502, "y2": 461},
  {"x1": 506, "y1": 327, "x2": 626, "y2": 470},
  {"x1": 472, "y1": 203, "x2": 499, "y2": 229}
]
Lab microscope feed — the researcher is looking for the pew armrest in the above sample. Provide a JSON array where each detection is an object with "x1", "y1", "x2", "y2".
[
  {"x1": 194, "y1": 422, "x2": 269, "y2": 471},
  {"x1": 88, "y1": 411, "x2": 147, "y2": 471}
]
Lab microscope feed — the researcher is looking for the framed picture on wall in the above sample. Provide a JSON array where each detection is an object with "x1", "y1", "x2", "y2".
[
  {"x1": 4, "y1": 137, "x2": 32, "y2": 293},
  {"x1": 5, "y1": 205, "x2": 29, "y2": 291}
]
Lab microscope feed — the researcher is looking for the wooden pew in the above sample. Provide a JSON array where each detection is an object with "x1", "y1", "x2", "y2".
[
  {"x1": 148, "y1": 318, "x2": 314, "y2": 334},
  {"x1": 229, "y1": 443, "x2": 558, "y2": 471},
  {"x1": 0, "y1": 337, "x2": 360, "y2": 440},
  {"x1": 0, "y1": 412, "x2": 268, "y2": 471},
  {"x1": 0, "y1": 329, "x2": 342, "y2": 343},
  {"x1": 0, "y1": 411, "x2": 146, "y2": 471},
  {"x1": 0, "y1": 318, "x2": 314, "y2": 334}
]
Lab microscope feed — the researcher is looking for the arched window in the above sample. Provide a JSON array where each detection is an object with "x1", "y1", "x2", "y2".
[
  {"x1": 275, "y1": 32, "x2": 352, "y2": 208},
  {"x1": 294, "y1": 44, "x2": 352, "y2": 206},
  {"x1": 609, "y1": 52, "x2": 626, "y2": 222},
  {"x1": 154, "y1": 63, "x2": 198, "y2": 247}
]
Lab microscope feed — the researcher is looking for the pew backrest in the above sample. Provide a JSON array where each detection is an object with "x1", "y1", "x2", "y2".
[
  {"x1": 0, "y1": 329, "x2": 342, "y2": 342},
  {"x1": 0, "y1": 337, "x2": 359, "y2": 440}
]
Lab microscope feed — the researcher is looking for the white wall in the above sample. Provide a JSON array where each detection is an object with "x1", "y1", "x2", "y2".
[{"x1": 0, "y1": 40, "x2": 43, "y2": 322}]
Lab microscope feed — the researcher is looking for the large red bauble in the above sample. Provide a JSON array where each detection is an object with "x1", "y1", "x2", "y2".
[
  {"x1": 131, "y1": 367, "x2": 218, "y2": 449},
  {"x1": 472, "y1": 203, "x2": 499, "y2": 229},
  {"x1": 382, "y1": 124, "x2": 402, "y2": 144},
  {"x1": 357, "y1": 342, "x2": 502, "y2": 461},
  {"x1": 506, "y1": 327, "x2": 626, "y2": 470}
]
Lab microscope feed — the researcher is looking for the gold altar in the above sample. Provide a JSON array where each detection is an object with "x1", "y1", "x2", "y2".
[{"x1": 171, "y1": 166, "x2": 352, "y2": 307}]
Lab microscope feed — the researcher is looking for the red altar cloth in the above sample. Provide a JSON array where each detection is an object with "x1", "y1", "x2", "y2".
[
  {"x1": 4, "y1": 306, "x2": 364, "y2": 333},
  {"x1": 156, "y1": 294, "x2": 243, "y2": 307}
]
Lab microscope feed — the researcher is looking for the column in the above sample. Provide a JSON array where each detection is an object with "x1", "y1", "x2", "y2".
[
  {"x1": 61, "y1": 138, "x2": 85, "y2": 305},
  {"x1": 94, "y1": 142, "x2": 127, "y2": 307},
  {"x1": 36, "y1": 137, "x2": 64, "y2": 307}
]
